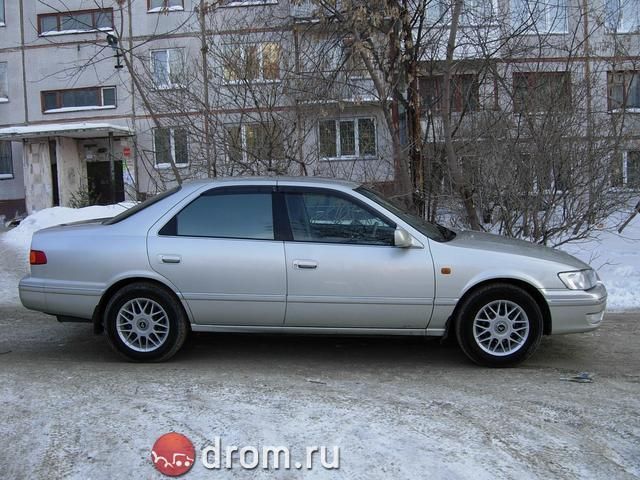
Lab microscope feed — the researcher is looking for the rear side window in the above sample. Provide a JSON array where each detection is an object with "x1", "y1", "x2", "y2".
[{"x1": 160, "y1": 192, "x2": 274, "y2": 240}]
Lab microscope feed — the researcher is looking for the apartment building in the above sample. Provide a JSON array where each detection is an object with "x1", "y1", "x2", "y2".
[{"x1": 0, "y1": 0, "x2": 638, "y2": 218}]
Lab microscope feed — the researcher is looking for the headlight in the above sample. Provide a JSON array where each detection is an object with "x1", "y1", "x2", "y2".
[{"x1": 558, "y1": 269, "x2": 599, "y2": 290}]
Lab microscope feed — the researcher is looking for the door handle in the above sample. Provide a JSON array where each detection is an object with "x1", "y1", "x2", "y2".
[
  {"x1": 293, "y1": 260, "x2": 318, "y2": 270},
  {"x1": 160, "y1": 254, "x2": 181, "y2": 264}
]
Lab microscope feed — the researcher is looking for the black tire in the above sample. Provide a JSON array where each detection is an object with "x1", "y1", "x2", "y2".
[
  {"x1": 454, "y1": 283, "x2": 543, "y2": 367},
  {"x1": 104, "y1": 282, "x2": 189, "y2": 362}
]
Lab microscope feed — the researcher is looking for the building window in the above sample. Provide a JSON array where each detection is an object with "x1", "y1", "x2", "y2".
[
  {"x1": 0, "y1": 62, "x2": 7, "y2": 102},
  {"x1": 0, "y1": 0, "x2": 5, "y2": 26},
  {"x1": 223, "y1": 43, "x2": 281, "y2": 83},
  {"x1": 148, "y1": 0, "x2": 184, "y2": 12},
  {"x1": 151, "y1": 49, "x2": 185, "y2": 89},
  {"x1": 511, "y1": 0, "x2": 567, "y2": 33},
  {"x1": 225, "y1": 124, "x2": 284, "y2": 163},
  {"x1": 318, "y1": 118, "x2": 377, "y2": 159},
  {"x1": 606, "y1": 0, "x2": 640, "y2": 33},
  {"x1": 513, "y1": 72, "x2": 571, "y2": 113},
  {"x1": 428, "y1": 0, "x2": 495, "y2": 25},
  {"x1": 41, "y1": 86, "x2": 116, "y2": 113},
  {"x1": 154, "y1": 127, "x2": 188, "y2": 168},
  {"x1": 608, "y1": 71, "x2": 640, "y2": 110},
  {"x1": 419, "y1": 74, "x2": 480, "y2": 113},
  {"x1": 0, "y1": 141, "x2": 12, "y2": 179},
  {"x1": 620, "y1": 151, "x2": 640, "y2": 188},
  {"x1": 38, "y1": 8, "x2": 113, "y2": 35}
]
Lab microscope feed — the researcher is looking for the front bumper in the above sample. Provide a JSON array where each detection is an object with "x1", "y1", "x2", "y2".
[{"x1": 541, "y1": 282, "x2": 607, "y2": 334}]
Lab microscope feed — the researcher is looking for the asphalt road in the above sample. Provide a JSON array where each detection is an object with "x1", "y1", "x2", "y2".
[{"x1": 0, "y1": 305, "x2": 638, "y2": 479}]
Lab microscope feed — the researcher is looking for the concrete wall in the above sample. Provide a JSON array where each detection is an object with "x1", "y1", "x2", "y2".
[{"x1": 56, "y1": 137, "x2": 87, "y2": 207}]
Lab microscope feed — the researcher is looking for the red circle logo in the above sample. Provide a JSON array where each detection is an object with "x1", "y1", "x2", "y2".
[{"x1": 151, "y1": 432, "x2": 196, "y2": 477}]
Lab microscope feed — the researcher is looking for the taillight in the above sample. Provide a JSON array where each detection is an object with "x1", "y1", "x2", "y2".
[{"x1": 30, "y1": 250, "x2": 47, "y2": 265}]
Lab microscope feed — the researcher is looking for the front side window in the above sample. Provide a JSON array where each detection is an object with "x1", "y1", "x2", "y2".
[
  {"x1": 284, "y1": 191, "x2": 395, "y2": 245},
  {"x1": 151, "y1": 49, "x2": 185, "y2": 89},
  {"x1": 0, "y1": 141, "x2": 13, "y2": 179},
  {"x1": 223, "y1": 43, "x2": 281, "y2": 83},
  {"x1": 513, "y1": 71, "x2": 571, "y2": 113},
  {"x1": 148, "y1": 0, "x2": 184, "y2": 11},
  {"x1": 161, "y1": 192, "x2": 274, "y2": 240},
  {"x1": 0, "y1": 62, "x2": 7, "y2": 101},
  {"x1": 154, "y1": 127, "x2": 188, "y2": 167},
  {"x1": 606, "y1": 0, "x2": 640, "y2": 32},
  {"x1": 511, "y1": 0, "x2": 567, "y2": 33},
  {"x1": 225, "y1": 123, "x2": 283, "y2": 164},
  {"x1": 0, "y1": 0, "x2": 5, "y2": 26},
  {"x1": 608, "y1": 71, "x2": 640, "y2": 110},
  {"x1": 38, "y1": 8, "x2": 114, "y2": 35},
  {"x1": 41, "y1": 86, "x2": 116, "y2": 112},
  {"x1": 318, "y1": 118, "x2": 377, "y2": 159}
]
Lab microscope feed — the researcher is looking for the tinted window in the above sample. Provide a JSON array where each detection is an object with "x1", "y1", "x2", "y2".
[
  {"x1": 164, "y1": 193, "x2": 274, "y2": 240},
  {"x1": 285, "y1": 192, "x2": 395, "y2": 245}
]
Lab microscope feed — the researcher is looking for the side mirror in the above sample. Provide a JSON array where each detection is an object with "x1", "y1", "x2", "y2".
[{"x1": 394, "y1": 228, "x2": 413, "y2": 248}]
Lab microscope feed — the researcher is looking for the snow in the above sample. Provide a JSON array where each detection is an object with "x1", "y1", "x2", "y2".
[
  {"x1": 43, "y1": 106, "x2": 116, "y2": 114},
  {"x1": 0, "y1": 202, "x2": 638, "y2": 310},
  {"x1": 0, "y1": 123, "x2": 133, "y2": 139},
  {"x1": 2, "y1": 204, "x2": 133, "y2": 251},
  {"x1": 559, "y1": 212, "x2": 640, "y2": 311}
]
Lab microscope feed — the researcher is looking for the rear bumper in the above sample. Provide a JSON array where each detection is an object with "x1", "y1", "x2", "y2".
[
  {"x1": 542, "y1": 283, "x2": 607, "y2": 334},
  {"x1": 19, "y1": 275, "x2": 100, "y2": 320}
]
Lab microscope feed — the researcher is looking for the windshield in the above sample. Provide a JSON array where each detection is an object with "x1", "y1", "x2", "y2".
[
  {"x1": 103, "y1": 186, "x2": 182, "y2": 225},
  {"x1": 355, "y1": 186, "x2": 456, "y2": 242}
]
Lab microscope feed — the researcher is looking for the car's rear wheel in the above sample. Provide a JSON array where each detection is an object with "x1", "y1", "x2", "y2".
[
  {"x1": 455, "y1": 283, "x2": 543, "y2": 367},
  {"x1": 104, "y1": 282, "x2": 189, "y2": 362}
]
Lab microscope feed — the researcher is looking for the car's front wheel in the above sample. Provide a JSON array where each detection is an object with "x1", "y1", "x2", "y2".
[
  {"x1": 455, "y1": 283, "x2": 543, "y2": 367},
  {"x1": 104, "y1": 282, "x2": 189, "y2": 362}
]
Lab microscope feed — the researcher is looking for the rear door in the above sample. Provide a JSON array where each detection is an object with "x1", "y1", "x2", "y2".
[
  {"x1": 280, "y1": 186, "x2": 435, "y2": 329},
  {"x1": 147, "y1": 185, "x2": 286, "y2": 326}
]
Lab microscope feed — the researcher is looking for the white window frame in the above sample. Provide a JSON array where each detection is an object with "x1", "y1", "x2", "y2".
[
  {"x1": 428, "y1": 0, "x2": 497, "y2": 26},
  {"x1": 606, "y1": 0, "x2": 640, "y2": 33},
  {"x1": 318, "y1": 117, "x2": 378, "y2": 161},
  {"x1": 223, "y1": 43, "x2": 281, "y2": 84},
  {"x1": 622, "y1": 151, "x2": 640, "y2": 188},
  {"x1": 0, "y1": 62, "x2": 7, "y2": 102},
  {"x1": 221, "y1": 0, "x2": 278, "y2": 7},
  {"x1": 148, "y1": 0, "x2": 184, "y2": 13},
  {"x1": 150, "y1": 48, "x2": 185, "y2": 90},
  {"x1": 153, "y1": 127, "x2": 189, "y2": 169},
  {"x1": 511, "y1": 0, "x2": 568, "y2": 34},
  {"x1": 0, "y1": 141, "x2": 13, "y2": 180}
]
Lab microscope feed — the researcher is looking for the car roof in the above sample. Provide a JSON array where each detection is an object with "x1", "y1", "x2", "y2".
[{"x1": 181, "y1": 176, "x2": 362, "y2": 192}]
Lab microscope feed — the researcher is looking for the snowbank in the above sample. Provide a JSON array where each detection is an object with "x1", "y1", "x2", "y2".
[
  {"x1": 560, "y1": 220, "x2": 640, "y2": 311},
  {"x1": 2, "y1": 203, "x2": 134, "y2": 251}
]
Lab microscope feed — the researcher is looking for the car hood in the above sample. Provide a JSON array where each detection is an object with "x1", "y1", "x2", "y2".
[{"x1": 449, "y1": 230, "x2": 590, "y2": 270}]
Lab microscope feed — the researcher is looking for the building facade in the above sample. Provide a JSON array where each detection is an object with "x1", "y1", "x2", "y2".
[{"x1": 0, "y1": 0, "x2": 638, "y2": 217}]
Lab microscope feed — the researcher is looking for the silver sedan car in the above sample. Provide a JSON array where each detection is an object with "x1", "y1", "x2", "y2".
[{"x1": 19, "y1": 177, "x2": 607, "y2": 366}]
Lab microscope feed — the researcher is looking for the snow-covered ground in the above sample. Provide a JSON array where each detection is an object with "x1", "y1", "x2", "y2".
[{"x1": 0, "y1": 202, "x2": 638, "y2": 310}]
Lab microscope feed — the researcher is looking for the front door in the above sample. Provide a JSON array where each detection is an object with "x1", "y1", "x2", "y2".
[
  {"x1": 147, "y1": 186, "x2": 286, "y2": 326},
  {"x1": 281, "y1": 187, "x2": 435, "y2": 329}
]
